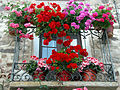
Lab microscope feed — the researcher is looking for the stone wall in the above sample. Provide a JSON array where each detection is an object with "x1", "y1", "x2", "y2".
[{"x1": 0, "y1": 0, "x2": 120, "y2": 90}]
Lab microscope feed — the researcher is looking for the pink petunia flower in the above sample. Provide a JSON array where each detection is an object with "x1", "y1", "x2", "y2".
[
  {"x1": 99, "y1": 6, "x2": 105, "y2": 9},
  {"x1": 4, "y1": 6, "x2": 11, "y2": 10}
]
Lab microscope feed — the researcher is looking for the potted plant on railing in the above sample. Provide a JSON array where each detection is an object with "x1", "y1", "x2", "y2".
[
  {"x1": 2, "y1": 1, "x2": 34, "y2": 40},
  {"x1": 62, "y1": 0, "x2": 95, "y2": 32},
  {"x1": 92, "y1": 4, "x2": 116, "y2": 38},
  {"x1": 24, "y1": 56, "x2": 50, "y2": 81},
  {"x1": 78, "y1": 57, "x2": 104, "y2": 81},
  {"x1": 46, "y1": 36, "x2": 88, "y2": 81}
]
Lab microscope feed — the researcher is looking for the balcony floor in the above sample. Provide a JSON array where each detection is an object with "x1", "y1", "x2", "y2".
[{"x1": 9, "y1": 81, "x2": 118, "y2": 90}]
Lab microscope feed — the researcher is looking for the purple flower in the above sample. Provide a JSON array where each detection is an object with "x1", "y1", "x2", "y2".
[
  {"x1": 85, "y1": 26, "x2": 89, "y2": 30},
  {"x1": 74, "y1": 25, "x2": 80, "y2": 29},
  {"x1": 85, "y1": 3, "x2": 90, "y2": 7},
  {"x1": 78, "y1": 5, "x2": 82, "y2": 9},
  {"x1": 71, "y1": 4, "x2": 76, "y2": 8},
  {"x1": 84, "y1": 8, "x2": 89, "y2": 11},
  {"x1": 85, "y1": 22, "x2": 90, "y2": 26},
  {"x1": 70, "y1": 10, "x2": 75, "y2": 14},
  {"x1": 90, "y1": 8, "x2": 92, "y2": 11},
  {"x1": 79, "y1": 2, "x2": 84, "y2": 5},
  {"x1": 86, "y1": 19, "x2": 92, "y2": 24},
  {"x1": 74, "y1": 8, "x2": 78, "y2": 10},
  {"x1": 71, "y1": 22, "x2": 76, "y2": 26},
  {"x1": 66, "y1": 6, "x2": 70, "y2": 10}
]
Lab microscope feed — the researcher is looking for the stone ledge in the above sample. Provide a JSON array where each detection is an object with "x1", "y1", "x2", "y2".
[{"x1": 9, "y1": 81, "x2": 118, "y2": 90}]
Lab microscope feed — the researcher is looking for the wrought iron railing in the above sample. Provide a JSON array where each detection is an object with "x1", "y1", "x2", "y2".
[{"x1": 10, "y1": 28, "x2": 116, "y2": 82}]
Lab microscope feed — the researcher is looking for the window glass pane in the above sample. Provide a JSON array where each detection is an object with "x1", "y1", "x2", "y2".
[
  {"x1": 42, "y1": 47, "x2": 57, "y2": 58},
  {"x1": 70, "y1": 39, "x2": 77, "y2": 46},
  {"x1": 42, "y1": 39, "x2": 56, "y2": 47}
]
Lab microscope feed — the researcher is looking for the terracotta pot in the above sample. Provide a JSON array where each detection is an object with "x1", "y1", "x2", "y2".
[
  {"x1": 33, "y1": 71, "x2": 45, "y2": 81},
  {"x1": 56, "y1": 71, "x2": 71, "y2": 81},
  {"x1": 82, "y1": 69, "x2": 96, "y2": 81},
  {"x1": 9, "y1": 29, "x2": 16, "y2": 36},
  {"x1": 107, "y1": 25, "x2": 114, "y2": 38}
]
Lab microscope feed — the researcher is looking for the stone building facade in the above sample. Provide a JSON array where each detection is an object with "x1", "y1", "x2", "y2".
[{"x1": 0, "y1": 0, "x2": 120, "y2": 89}]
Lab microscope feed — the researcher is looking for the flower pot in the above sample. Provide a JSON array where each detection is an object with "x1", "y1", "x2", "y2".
[
  {"x1": 107, "y1": 25, "x2": 114, "y2": 38},
  {"x1": 33, "y1": 71, "x2": 45, "y2": 81},
  {"x1": 82, "y1": 69, "x2": 96, "y2": 81},
  {"x1": 9, "y1": 29, "x2": 16, "y2": 36},
  {"x1": 56, "y1": 71, "x2": 71, "y2": 81}
]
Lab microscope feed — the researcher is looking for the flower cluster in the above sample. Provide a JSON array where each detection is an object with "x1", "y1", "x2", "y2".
[
  {"x1": 46, "y1": 40, "x2": 88, "y2": 72},
  {"x1": 92, "y1": 4, "x2": 116, "y2": 29},
  {"x1": 78, "y1": 57, "x2": 104, "y2": 73},
  {"x1": 63, "y1": 0, "x2": 95, "y2": 31},
  {"x1": 25, "y1": 56, "x2": 50, "y2": 75},
  {"x1": 3, "y1": 1, "x2": 33, "y2": 40}
]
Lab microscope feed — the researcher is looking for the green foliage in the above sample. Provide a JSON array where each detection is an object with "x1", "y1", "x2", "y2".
[{"x1": 25, "y1": 60, "x2": 37, "y2": 75}]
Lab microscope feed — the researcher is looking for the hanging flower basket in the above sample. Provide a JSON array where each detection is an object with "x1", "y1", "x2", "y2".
[{"x1": 82, "y1": 69, "x2": 96, "y2": 81}]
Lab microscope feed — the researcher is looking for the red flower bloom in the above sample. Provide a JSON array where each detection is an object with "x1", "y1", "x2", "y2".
[
  {"x1": 40, "y1": 2, "x2": 44, "y2": 6},
  {"x1": 70, "y1": 63, "x2": 78, "y2": 69},
  {"x1": 69, "y1": 53, "x2": 78, "y2": 59},
  {"x1": 70, "y1": 46, "x2": 74, "y2": 50},
  {"x1": 52, "y1": 49, "x2": 57, "y2": 54},
  {"x1": 57, "y1": 39, "x2": 63, "y2": 45},
  {"x1": 66, "y1": 36, "x2": 71, "y2": 39},
  {"x1": 49, "y1": 21, "x2": 56, "y2": 29},
  {"x1": 52, "y1": 28, "x2": 58, "y2": 34},
  {"x1": 79, "y1": 49, "x2": 88, "y2": 57},
  {"x1": 63, "y1": 39, "x2": 72, "y2": 47},
  {"x1": 58, "y1": 31, "x2": 66, "y2": 37},
  {"x1": 46, "y1": 59, "x2": 52, "y2": 64},
  {"x1": 65, "y1": 48, "x2": 71, "y2": 53},
  {"x1": 22, "y1": 60, "x2": 27, "y2": 63},
  {"x1": 37, "y1": 5, "x2": 42, "y2": 8},
  {"x1": 30, "y1": 3, "x2": 36, "y2": 8},
  {"x1": 56, "y1": 5, "x2": 61, "y2": 11},
  {"x1": 74, "y1": 45, "x2": 81, "y2": 52},
  {"x1": 56, "y1": 67, "x2": 59, "y2": 70},
  {"x1": 29, "y1": 34, "x2": 34, "y2": 40},
  {"x1": 50, "y1": 3, "x2": 58, "y2": 8},
  {"x1": 43, "y1": 39, "x2": 49, "y2": 45},
  {"x1": 51, "y1": 66, "x2": 55, "y2": 71},
  {"x1": 43, "y1": 33, "x2": 50, "y2": 38},
  {"x1": 56, "y1": 22, "x2": 61, "y2": 27},
  {"x1": 67, "y1": 64, "x2": 71, "y2": 68},
  {"x1": 63, "y1": 24, "x2": 70, "y2": 30},
  {"x1": 44, "y1": 6, "x2": 51, "y2": 11}
]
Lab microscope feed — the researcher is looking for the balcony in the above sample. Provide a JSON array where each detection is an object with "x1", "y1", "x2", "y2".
[{"x1": 8, "y1": 27, "x2": 118, "y2": 90}]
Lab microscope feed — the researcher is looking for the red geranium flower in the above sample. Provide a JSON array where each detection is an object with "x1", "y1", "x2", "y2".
[
  {"x1": 58, "y1": 31, "x2": 66, "y2": 37},
  {"x1": 79, "y1": 49, "x2": 88, "y2": 57},
  {"x1": 49, "y1": 21, "x2": 56, "y2": 29},
  {"x1": 56, "y1": 66, "x2": 60, "y2": 70},
  {"x1": 29, "y1": 34, "x2": 34, "y2": 40},
  {"x1": 66, "y1": 36, "x2": 71, "y2": 39},
  {"x1": 56, "y1": 22, "x2": 61, "y2": 27},
  {"x1": 65, "y1": 48, "x2": 71, "y2": 53},
  {"x1": 43, "y1": 39, "x2": 49, "y2": 45},
  {"x1": 46, "y1": 59, "x2": 52, "y2": 64},
  {"x1": 63, "y1": 24, "x2": 70, "y2": 30},
  {"x1": 52, "y1": 28, "x2": 58, "y2": 34},
  {"x1": 70, "y1": 63, "x2": 78, "y2": 69},
  {"x1": 51, "y1": 66, "x2": 55, "y2": 71},
  {"x1": 57, "y1": 39, "x2": 63, "y2": 45}
]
